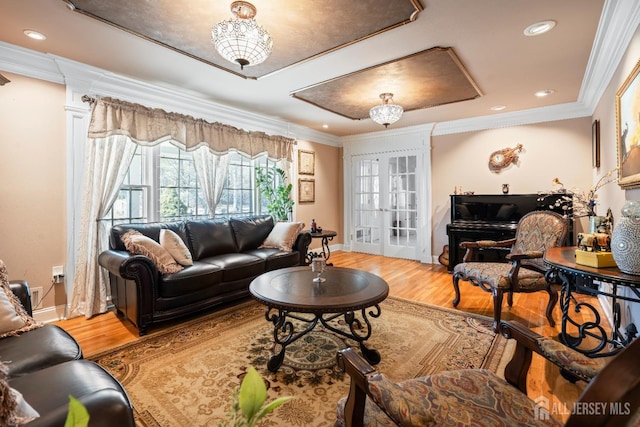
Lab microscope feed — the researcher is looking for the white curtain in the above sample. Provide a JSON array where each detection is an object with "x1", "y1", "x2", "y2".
[
  {"x1": 192, "y1": 147, "x2": 230, "y2": 216},
  {"x1": 68, "y1": 134, "x2": 137, "y2": 318},
  {"x1": 68, "y1": 96, "x2": 294, "y2": 318}
]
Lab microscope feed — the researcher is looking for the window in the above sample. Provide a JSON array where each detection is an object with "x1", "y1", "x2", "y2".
[
  {"x1": 102, "y1": 142, "x2": 283, "y2": 226},
  {"x1": 215, "y1": 152, "x2": 280, "y2": 217},
  {"x1": 103, "y1": 148, "x2": 147, "y2": 225},
  {"x1": 159, "y1": 143, "x2": 208, "y2": 221}
]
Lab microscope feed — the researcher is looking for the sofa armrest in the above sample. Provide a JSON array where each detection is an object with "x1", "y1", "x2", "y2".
[
  {"x1": 292, "y1": 231, "x2": 312, "y2": 266},
  {"x1": 9, "y1": 280, "x2": 32, "y2": 316},
  {"x1": 98, "y1": 249, "x2": 160, "y2": 334},
  {"x1": 98, "y1": 250, "x2": 158, "y2": 279}
]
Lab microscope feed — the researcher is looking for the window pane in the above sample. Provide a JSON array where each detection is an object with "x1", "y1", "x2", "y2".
[{"x1": 160, "y1": 158, "x2": 179, "y2": 187}]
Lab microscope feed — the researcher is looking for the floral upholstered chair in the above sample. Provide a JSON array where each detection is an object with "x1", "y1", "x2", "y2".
[
  {"x1": 452, "y1": 210, "x2": 569, "y2": 331},
  {"x1": 335, "y1": 320, "x2": 639, "y2": 427}
]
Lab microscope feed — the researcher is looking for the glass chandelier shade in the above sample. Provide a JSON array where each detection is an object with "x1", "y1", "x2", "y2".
[
  {"x1": 369, "y1": 93, "x2": 403, "y2": 128},
  {"x1": 211, "y1": 1, "x2": 273, "y2": 70}
]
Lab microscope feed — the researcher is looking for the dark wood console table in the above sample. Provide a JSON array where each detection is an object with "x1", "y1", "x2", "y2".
[{"x1": 544, "y1": 246, "x2": 640, "y2": 357}]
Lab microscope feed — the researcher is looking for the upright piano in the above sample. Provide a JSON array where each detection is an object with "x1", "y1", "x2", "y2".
[{"x1": 446, "y1": 193, "x2": 572, "y2": 271}]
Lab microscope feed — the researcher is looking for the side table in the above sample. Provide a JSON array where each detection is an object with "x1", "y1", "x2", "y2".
[{"x1": 304, "y1": 229, "x2": 337, "y2": 266}]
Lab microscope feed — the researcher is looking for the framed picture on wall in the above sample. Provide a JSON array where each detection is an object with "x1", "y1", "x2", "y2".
[
  {"x1": 616, "y1": 59, "x2": 640, "y2": 189},
  {"x1": 592, "y1": 119, "x2": 600, "y2": 168},
  {"x1": 298, "y1": 178, "x2": 315, "y2": 203},
  {"x1": 298, "y1": 150, "x2": 315, "y2": 175}
]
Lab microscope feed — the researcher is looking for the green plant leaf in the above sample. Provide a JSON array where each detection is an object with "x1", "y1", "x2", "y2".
[
  {"x1": 238, "y1": 367, "x2": 267, "y2": 422},
  {"x1": 64, "y1": 395, "x2": 90, "y2": 427}
]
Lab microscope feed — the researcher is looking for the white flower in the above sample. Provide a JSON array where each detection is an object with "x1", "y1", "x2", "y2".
[{"x1": 539, "y1": 169, "x2": 617, "y2": 218}]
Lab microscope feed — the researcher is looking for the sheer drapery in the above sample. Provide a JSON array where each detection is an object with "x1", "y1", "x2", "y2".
[
  {"x1": 192, "y1": 147, "x2": 230, "y2": 215},
  {"x1": 69, "y1": 134, "x2": 137, "y2": 318},
  {"x1": 70, "y1": 97, "x2": 294, "y2": 318},
  {"x1": 88, "y1": 97, "x2": 295, "y2": 161}
]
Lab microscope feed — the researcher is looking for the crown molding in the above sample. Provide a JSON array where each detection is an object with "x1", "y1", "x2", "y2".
[
  {"x1": 431, "y1": 102, "x2": 592, "y2": 136},
  {"x1": 0, "y1": 41, "x2": 340, "y2": 146},
  {"x1": 578, "y1": 0, "x2": 640, "y2": 112},
  {"x1": 0, "y1": 41, "x2": 64, "y2": 84}
]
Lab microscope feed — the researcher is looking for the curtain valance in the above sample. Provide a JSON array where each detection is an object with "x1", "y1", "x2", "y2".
[{"x1": 88, "y1": 97, "x2": 294, "y2": 161}]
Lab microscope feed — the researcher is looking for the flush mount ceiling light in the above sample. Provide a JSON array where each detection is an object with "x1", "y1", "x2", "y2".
[
  {"x1": 535, "y1": 89, "x2": 555, "y2": 97},
  {"x1": 523, "y1": 20, "x2": 556, "y2": 36},
  {"x1": 369, "y1": 93, "x2": 403, "y2": 128},
  {"x1": 23, "y1": 30, "x2": 46, "y2": 41},
  {"x1": 211, "y1": 1, "x2": 273, "y2": 70}
]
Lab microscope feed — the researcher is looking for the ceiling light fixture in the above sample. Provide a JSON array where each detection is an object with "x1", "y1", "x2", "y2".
[
  {"x1": 23, "y1": 30, "x2": 46, "y2": 41},
  {"x1": 369, "y1": 93, "x2": 403, "y2": 128},
  {"x1": 491, "y1": 105, "x2": 506, "y2": 111},
  {"x1": 535, "y1": 89, "x2": 555, "y2": 97},
  {"x1": 523, "y1": 20, "x2": 556, "y2": 36},
  {"x1": 211, "y1": 1, "x2": 273, "y2": 70}
]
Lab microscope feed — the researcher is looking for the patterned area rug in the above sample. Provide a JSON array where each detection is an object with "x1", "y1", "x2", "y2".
[{"x1": 90, "y1": 297, "x2": 515, "y2": 426}]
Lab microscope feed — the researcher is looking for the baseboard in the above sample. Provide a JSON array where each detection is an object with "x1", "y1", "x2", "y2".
[{"x1": 32, "y1": 304, "x2": 67, "y2": 323}]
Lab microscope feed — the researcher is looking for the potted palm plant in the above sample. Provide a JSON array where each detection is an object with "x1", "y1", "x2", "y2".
[{"x1": 255, "y1": 167, "x2": 294, "y2": 221}]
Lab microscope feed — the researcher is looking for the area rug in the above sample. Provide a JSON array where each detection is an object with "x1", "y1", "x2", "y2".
[{"x1": 90, "y1": 297, "x2": 515, "y2": 426}]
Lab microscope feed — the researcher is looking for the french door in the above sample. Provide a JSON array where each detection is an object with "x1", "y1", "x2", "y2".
[{"x1": 351, "y1": 153, "x2": 419, "y2": 259}]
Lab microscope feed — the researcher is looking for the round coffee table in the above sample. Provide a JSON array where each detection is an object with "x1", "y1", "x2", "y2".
[{"x1": 249, "y1": 266, "x2": 389, "y2": 372}]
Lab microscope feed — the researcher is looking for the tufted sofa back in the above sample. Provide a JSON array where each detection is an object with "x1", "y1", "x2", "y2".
[{"x1": 109, "y1": 215, "x2": 275, "y2": 261}]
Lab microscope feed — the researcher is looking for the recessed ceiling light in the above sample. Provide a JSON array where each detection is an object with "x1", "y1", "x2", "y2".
[
  {"x1": 491, "y1": 105, "x2": 506, "y2": 111},
  {"x1": 322, "y1": 124, "x2": 328, "y2": 129},
  {"x1": 535, "y1": 89, "x2": 555, "y2": 98},
  {"x1": 523, "y1": 20, "x2": 556, "y2": 37},
  {"x1": 23, "y1": 30, "x2": 46, "y2": 41}
]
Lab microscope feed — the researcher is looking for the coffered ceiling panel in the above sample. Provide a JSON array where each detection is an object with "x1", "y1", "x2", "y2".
[
  {"x1": 291, "y1": 47, "x2": 482, "y2": 120},
  {"x1": 65, "y1": 0, "x2": 423, "y2": 79}
]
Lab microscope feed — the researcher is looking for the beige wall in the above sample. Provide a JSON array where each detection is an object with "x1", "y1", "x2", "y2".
[
  {"x1": 0, "y1": 72, "x2": 67, "y2": 309},
  {"x1": 431, "y1": 118, "x2": 593, "y2": 254},
  {"x1": 592, "y1": 23, "x2": 640, "y2": 332},
  {"x1": 294, "y1": 140, "x2": 343, "y2": 251},
  {"x1": 593, "y1": 23, "x2": 640, "y2": 215}
]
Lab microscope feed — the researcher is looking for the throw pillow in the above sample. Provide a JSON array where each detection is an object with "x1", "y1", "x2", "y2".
[
  {"x1": 0, "y1": 260, "x2": 43, "y2": 339},
  {"x1": 160, "y1": 229, "x2": 193, "y2": 266},
  {"x1": 0, "y1": 361, "x2": 39, "y2": 426},
  {"x1": 259, "y1": 221, "x2": 305, "y2": 252},
  {"x1": 121, "y1": 230, "x2": 183, "y2": 274}
]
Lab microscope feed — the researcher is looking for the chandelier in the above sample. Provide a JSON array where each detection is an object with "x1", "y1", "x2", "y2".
[
  {"x1": 211, "y1": 1, "x2": 273, "y2": 70},
  {"x1": 369, "y1": 93, "x2": 403, "y2": 128}
]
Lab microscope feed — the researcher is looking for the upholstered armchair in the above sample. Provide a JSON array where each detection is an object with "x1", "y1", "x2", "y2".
[
  {"x1": 335, "y1": 320, "x2": 640, "y2": 427},
  {"x1": 452, "y1": 210, "x2": 569, "y2": 331}
]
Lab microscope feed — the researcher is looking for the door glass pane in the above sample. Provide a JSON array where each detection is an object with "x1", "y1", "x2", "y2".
[
  {"x1": 388, "y1": 155, "x2": 417, "y2": 248},
  {"x1": 354, "y1": 158, "x2": 380, "y2": 244}
]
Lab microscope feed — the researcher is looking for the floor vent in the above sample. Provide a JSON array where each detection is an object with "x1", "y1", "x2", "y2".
[{"x1": 31, "y1": 287, "x2": 42, "y2": 309}]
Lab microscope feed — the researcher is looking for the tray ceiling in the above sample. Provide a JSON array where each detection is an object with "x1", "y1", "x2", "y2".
[
  {"x1": 292, "y1": 47, "x2": 482, "y2": 120},
  {"x1": 65, "y1": 0, "x2": 423, "y2": 79}
]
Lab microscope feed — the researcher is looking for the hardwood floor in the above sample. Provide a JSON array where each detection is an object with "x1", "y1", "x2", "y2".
[{"x1": 55, "y1": 251, "x2": 596, "y2": 422}]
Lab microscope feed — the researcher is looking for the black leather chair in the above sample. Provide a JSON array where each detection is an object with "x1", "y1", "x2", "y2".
[{"x1": 2, "y1": 280, "x2": 136, "y2": 426}]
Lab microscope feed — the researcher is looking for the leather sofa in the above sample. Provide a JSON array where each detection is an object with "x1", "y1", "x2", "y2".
[
  {"x1": 99, "y1": 215, "x2": 312, "y2": 335},
  {"x1": 3, "y1": 281, "x2": 135, "y2": 426}
]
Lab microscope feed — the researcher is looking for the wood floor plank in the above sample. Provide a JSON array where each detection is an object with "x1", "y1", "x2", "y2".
[{"x1": 55, "y1": 251, "x2": 597, "y2": 421}]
